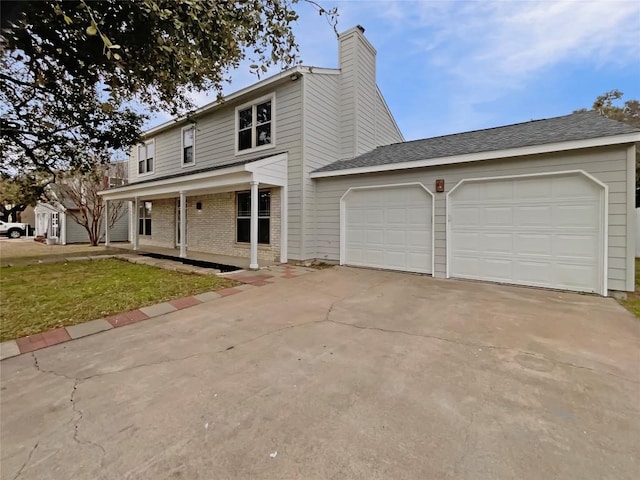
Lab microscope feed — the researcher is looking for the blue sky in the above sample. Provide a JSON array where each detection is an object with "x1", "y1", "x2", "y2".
[{"x1": 149, "y1": 0, "x2": 640, "y2": 141}]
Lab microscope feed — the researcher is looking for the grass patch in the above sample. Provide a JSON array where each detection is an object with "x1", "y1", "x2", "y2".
[
  {"x1": 618, "y1": 258, "x2": 640, "y2": 318},
  {"x1": 0, "y1": 258, "x2": 238, "y2": 341},
  {"x1": 0, "y1": 241, "x2": 125, "y2": 266}
]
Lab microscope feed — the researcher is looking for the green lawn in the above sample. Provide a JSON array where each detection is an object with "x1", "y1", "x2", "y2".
[
  {"x1": 619, "y1": 258, "x2": 640, "y2": 318},
  {"x1": 0, "y1": 259, "x2": 238, "y2": 341}
]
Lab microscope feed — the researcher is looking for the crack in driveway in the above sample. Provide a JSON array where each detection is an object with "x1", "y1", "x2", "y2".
[
  {"x1": 70, "y1": 379, "x2": 107, "y2": 467},
  {"x1": 11, "y1": 442, "x2": 38, "y2": 480},
  {"x1": 322, "y1": 318, "x2": 639, "y2": 385}
]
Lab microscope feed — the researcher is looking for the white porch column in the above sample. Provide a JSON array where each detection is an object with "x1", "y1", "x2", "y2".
[
  {"x1": 280, "y1": 185, "x2": 288, "y2": 263},
  {"x1": 250, "y1": 180, "x2": 259, "y2": 269},
  {"x1": 128, "y1": 201, "x2": 133, "y2": 242},
  {"x1": 179, "y1": 191, "x2": 187, "y2": 258},
  {"x1": 104, "y1": 199, "x2": 110, "y2": 247},
  {"x1": 133, "y1": 196, "x2": 139, "y2": 251},
  {"x1": 60, "y1": 212, "x2": 67, "y2": 245}
]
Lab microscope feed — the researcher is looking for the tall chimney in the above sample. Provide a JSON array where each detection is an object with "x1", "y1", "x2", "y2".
[{"x1": 338, "y1": 26, "x2": 377, "y2": 159}]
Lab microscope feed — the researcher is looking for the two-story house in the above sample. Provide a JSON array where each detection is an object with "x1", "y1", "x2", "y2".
[
  {"x1": 101, "y1": 25, "x2": 639, "y2": 297},
  {"x1": 101, "y1": 26, "x2": 402, "y2": 270}
]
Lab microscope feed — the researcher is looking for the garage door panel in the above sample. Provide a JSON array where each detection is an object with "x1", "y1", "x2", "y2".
[
  {"x1": 552, "y1": 175, "x2": 600, "y2": 197},
  {"x1": 347, "y1": 207, "x2": 364, "y2": 226},
  {"x1": 554, "y1": 234, "x2": 598, "y2": 258},
  {"x1": 485, "y1": 181, "x2": 513, "y2": 200},
  {"x1": 364, "y1": 209, "x2": 384, "y2": 224},
  {"x1": 407, "y1": 252, "x2": 431, "y2": 268},
  {"x1": 385, "y1": 230, "x2": 406, "y2": 246},
  {"x1": 554, "y1": 204, "x2": 598, "y2": 228},
  {"x1": 453, "y1": 207, "x2": 481, "y2": 227},
  {"x1": 517, "y1": 206, "x2": 552, "y2": 226},
  {"x1": 407, "y1": 230, "x2": 430, "y2": 247},
  {"x1": 517, "y1": 178, "x2": 553, "y2": 199},
  {"x1": 515, "y1": 233, "x2": 552, "y2": 256},
  {"x1": 347, "y1": 228, "x2": 364, "y2": 243},
  {"x1": 385, "y1": 208, "x2": 406, "y2": 224},
  {"x1": 344, "y1": 186, "x2": 433, "y2": 274},
  {"x1": 452, "y1": 231, "x2": 480, "y2": 252},
  {"x1": 554, "y1": 264, "x2": 598, "y2": 290},
  {"x1": 454, "y1": 183, "x2": 481, "y2": 201},
  {"x1": 514, "y1": 260, "x2": 553, "y2": 284},
  {"x1": 365, "y1": 229, "x2": 384, "y2": 245},
  {"x1": 449, "y1": 173, "x2": 604, "y2": 294},
  {"x1": 385, "y1": 251, "x2": 408, "y2": 269},
  {"x1": 451, "y1": 256, "x2": 480, "y2": 277},
  {"x1": 407, "y1": 207, "x2": 430, "y2": 226},
  {"x1": 482, "y1": 258, "x2": 513, "y2": 281},
  {"x1": 484, "y1": 233, "x2": 513, "y2": 253},
  {"x1": 485, "y1": 207, "x2": 513, "y2": 226}
]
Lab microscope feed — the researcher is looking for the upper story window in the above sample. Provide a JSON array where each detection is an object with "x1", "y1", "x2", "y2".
[
  {"x1": 182, "y1": 125, "x2": 195, "y2": 166},
  {"x1": 137, "y1": 140, "x2": 154, "y2": 175},
  {"x1": 236, "y1": 94, "x2": 274, "y2": 154}
]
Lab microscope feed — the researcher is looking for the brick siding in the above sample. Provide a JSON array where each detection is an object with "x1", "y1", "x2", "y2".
[{"x1": 139, "y1": 188, "x2": 281, "y2": 262}]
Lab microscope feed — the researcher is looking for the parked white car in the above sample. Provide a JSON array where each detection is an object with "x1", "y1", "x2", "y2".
[{"x1": 0, "y1": 221, "x2": 28, "y2": 239}]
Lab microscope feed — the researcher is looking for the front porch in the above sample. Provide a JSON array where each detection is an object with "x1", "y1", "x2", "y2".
[
  {"x1": 111, "y1": 243, "x2": 278, "y2": 270},
  {"x1": 99, "y1": 154, "x2": 288, "y2": 270}
]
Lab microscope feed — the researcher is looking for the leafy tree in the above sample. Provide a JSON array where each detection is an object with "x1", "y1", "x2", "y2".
[
  {"x1": 579, "y1": 90, "x2": 640, "y2": 205},
  {"x1": 0, "y1": 174, "x2": 43, "y2": 222},
  {"x1": 590, "y1": 89, "x2": 640, "y2": 128},
  {"x1": 44, "y1": 162, "x2": 128, "y2": 246},
  {"x1": 1, "y1": 0, "x2": 337, "y2": 191}
]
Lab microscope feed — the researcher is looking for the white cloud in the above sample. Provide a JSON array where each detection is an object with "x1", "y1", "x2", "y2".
[
  {"x1": 142, "y1": 0, "x2": 640, "y2": 135},
  {"x1": 376, "y1": 0, "x2": 640, "y2": 133}
]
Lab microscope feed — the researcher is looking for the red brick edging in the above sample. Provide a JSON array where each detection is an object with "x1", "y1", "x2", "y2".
[{"x1": 2, "y1": 264, "x2": 315, "y2": 358}]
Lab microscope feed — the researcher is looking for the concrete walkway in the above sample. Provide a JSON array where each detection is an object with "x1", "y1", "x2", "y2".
[
  {"x1": 0, "y1": 263, "x2": 317, "y2": 360},
  {"x1": 1, "y1": 267, "x2": 638, "y2": 479}
]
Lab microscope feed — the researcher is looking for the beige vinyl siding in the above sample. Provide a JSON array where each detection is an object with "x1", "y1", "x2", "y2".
[
  {"x1": 375, "y1": 89, "x2": 403, "y2": 146},
  {"x1": 339, "y1": 39, "x2": 356, "y2": 159},
  {"x1": 355, "y1": 46, "x2": 377, "y2": 155},
  {"x1": 303, "y1": 74, "x2": 340, "y2": 258},
  {"x1": 338, "y1": 29, "x2": 378, "y2": 159},
  {"x1": 303, "y1": 73, "x2": 403, "y2": 259},
  {"x1": 315, "y1": 145, "x2": 631, "y2": 292}
]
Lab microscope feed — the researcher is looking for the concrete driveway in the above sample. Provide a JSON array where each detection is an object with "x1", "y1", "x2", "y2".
[{"x1": 1, "y1": 267, "x2": 638, "y2": 479}]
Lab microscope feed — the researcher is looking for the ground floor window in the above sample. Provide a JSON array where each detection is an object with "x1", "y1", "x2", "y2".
[
  {"x1": 236, "y1": 190, "x2": 270, "y2": 244},
  {"x1": 139, "y1": 201, "x2": 152, "y2": 236}
]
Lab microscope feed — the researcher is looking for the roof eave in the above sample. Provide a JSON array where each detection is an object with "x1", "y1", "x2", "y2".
[
  {"x1": 310, "y1": 132, "x2": 640, "y2": 178},
  {"x1": 143, "y1": 66, "x2": 308, "y2": 138}
]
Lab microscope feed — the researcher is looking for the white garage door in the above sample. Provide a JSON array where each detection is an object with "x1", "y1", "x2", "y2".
[
  {"x1": 343, "y1": 185, "x2": 433, "y2": 274},
  {"x1": 448, "y1": 172, "x2": 606, "y2": 294}
]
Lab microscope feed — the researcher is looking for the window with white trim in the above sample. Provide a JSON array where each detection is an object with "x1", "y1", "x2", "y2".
[
  {"x1": 236, "y1": 190, "x2": 270, "y2": 244},
  {"x1": 236, "y1": 96, "x2": 273, "y2": 153},
  {"x1": 182, "y1": 125, "x2": 195, "y2": 165},
  {"x1": 139, "y1": 201, "x2": 152, "y2": 236},
  {"x1": 51, "y1": 212, "x2": 59, "y2": 238},
  {"x1": 137, "y1": 140, "x2": 154, "y2": 175}
]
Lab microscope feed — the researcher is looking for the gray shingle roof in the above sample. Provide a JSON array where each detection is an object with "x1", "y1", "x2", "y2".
[{"x1": 315, "y1": 111, "x2": 639, "y2": 173}]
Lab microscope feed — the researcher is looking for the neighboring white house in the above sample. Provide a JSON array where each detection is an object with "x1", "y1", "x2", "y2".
[
  {"x1": 36, "y1": 161, "x2": 130, "y2": 244},
  {"x1": 34, "y1": 201, "x2": 129, "y2": 244},
  {"x1": 100, "y1": 25, "x2": 639, "y2": 296}
]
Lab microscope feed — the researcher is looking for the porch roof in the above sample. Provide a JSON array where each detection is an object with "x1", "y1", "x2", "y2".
[{"x1": 98, "y1": 152, "x2": 288, "y2": 201}]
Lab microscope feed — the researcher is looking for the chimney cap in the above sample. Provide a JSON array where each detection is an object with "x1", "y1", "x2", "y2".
[{"x1": 356, "y1": 25, "x2": 365, "y2": 33}]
